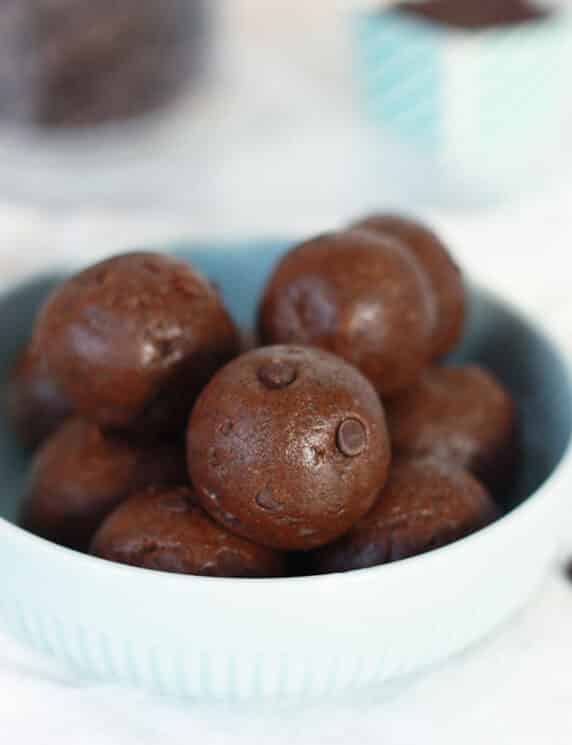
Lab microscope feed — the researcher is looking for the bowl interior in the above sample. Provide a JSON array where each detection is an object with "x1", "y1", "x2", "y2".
[{"x1": 0, "y1": 240, "x2": 570, "y2": 525}]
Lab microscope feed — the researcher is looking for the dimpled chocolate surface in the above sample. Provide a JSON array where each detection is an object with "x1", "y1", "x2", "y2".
[
  {"x1": 5, "y1": 342, "x2": 72, "y2": 449},
  {"x1": 386, "y1": 366, "x2": 518, "y2": 493},
  {"x1": 187, "y1": 345, "x2": 391, "y2": 551},
  {"x1": 308, "y1": 457, "x2": 499, "y2": 573},
  {"x1": 353, "y1": 214, "x2": 465, "y2": 359},
  {"x1": 34, "y1": 252, "x2": 239, "y2": 435},
  {"x1": 258, "y1": 231, "x2": 435, "y2": 396},
  {"x1": 395, "y1": 0, "x2": 550, "y2": 29},
  {"x1": 91, "y1": 487, "x2": 285, "y2": 578},
  {"x1": 21, "y1": 418, "x2": 188, "y2": 551}
]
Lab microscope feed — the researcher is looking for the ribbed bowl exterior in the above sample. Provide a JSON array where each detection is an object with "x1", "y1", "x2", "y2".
[{"x1": 0, "y1": 475, "x2": 566, "y2": 700}]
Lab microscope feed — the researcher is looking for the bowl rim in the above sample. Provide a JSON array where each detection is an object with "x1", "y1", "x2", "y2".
[{"x1": 1, "y1": 274, "x2": 571, "y2": 590}]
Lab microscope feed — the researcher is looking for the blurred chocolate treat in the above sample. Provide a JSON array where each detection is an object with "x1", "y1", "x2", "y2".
[
  {"x1": 386, "y1": 365, "x2": 519, "y2": 494},
  {"x1": 91, "y1": 487, "x2": 286, "y2": 578},
  {"x1": 352, "y1": 214, "x2": 465, "y2": 360},
  {"x1": 5, "y1": 342, "x2": 72, "y2": 449},
  {"x1": 308, "y1": 457, "x2": 499, "y2": 573},
  {"x1": 34, "y1": 252, "x2": 239, "y2": 436},
  {"x1": 0, "y1": 0, "x2": 207, "y2": 128},
  {"x1": 258, "y1": 231, "x2": 436, "y2": 397},
  {"x1": 21, "y1": 418, "x2": 188, "y2": 551},
  {"x1": 394, "y1": 0, "x2": 551, "y2": 29},
  {"x1": 188, "y1": 345, "x2": 391, "y2": 551}
]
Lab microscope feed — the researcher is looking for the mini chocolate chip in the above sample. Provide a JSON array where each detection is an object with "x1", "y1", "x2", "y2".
[
  {"x1": 256, "y1": 486, "x2": 282, "y2": 511},
  {"x1": 257, "y1": 360, "x2": 297, "y2": 389},
  {"x1": 336, "y1": 418, "x2": 367, "y2": 457}
]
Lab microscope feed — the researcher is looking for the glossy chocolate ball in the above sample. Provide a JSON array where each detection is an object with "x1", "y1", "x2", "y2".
[
  {"x1": 353, "y1": 214, "x2": 465, "y2": 359},
  {"x1": 21, "y1": 418, "x2": 188, "y2": 551},
  {"x1": 5, "y1": 342, "x2": 72, "y2": 449},
  {"x1": 187, "y1": 345, "x2": 391, "y2": 551},
  {"x1": 91, "y1": 487, "x2": 286, "y2": 578},
  {"x1": 308, "y1": 457, "x2": 498, "y2": 573},
  {"x1": 34, "y1": 252, "x2": 240, "y2": 435},
  {"x1": 258, "y1": 231, "x2": 436, "y2": 396},
  {"x1": 386, "y1": 366, "x2": 518, "y2": 492}
]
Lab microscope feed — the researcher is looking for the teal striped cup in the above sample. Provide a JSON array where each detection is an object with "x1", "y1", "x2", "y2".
[{"x1": 354, "y1": 7, "x2": 572, "y2": 206}]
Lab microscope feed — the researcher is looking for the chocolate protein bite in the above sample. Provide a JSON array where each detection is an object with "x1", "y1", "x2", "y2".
[
  {"x1": 353, "y1": 214, "x2": 465, "y2": 359},
  {"x1": 0, "y1": 0, "x2": 206, "y2": 128},
  {"x1": 34, "y1": 252, "x2": 239, "y2": 436},
  {"x1": 5, "y1": 342, "x2": 72, "y2": 449},
  {"x1": 21, "y1": 418, "x2": 187, "y2": 551},
  {"x1": 91, "y1": 487, "x2": 285, "y2": 578},
  {"x1": 258, "y1": 231, "x2": 436, "y2": 396},
  {"x1": 386, "y1": 366, "x2": 519, "y2": 493},
  {"x1": 187, "y1": 345, "x2": 391, "y2": 551},
  {"x1": 308, "y1": 457, "x2": 499, "y2": 573},
  {"x1": 394, "y1": 0, "x2": 550, "y2": 29}
]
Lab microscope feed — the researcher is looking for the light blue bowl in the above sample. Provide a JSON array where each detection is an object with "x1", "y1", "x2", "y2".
[
  {"x1": 0, "y1": 240, "x2": 571, "y2": 700},
  {"x1": 353, "y1": 9, "x2": 572, "y2": 206}
]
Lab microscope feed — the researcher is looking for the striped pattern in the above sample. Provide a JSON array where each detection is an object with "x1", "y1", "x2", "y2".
[{"x1": 354, "y1": 11, "x2": 572, "y2": 165}]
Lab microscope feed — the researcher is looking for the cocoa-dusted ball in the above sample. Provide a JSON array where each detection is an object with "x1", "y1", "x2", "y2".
[
  {"x1": 187, "y1": 346, "x2": 391, "y2": 551},
  {"x1": 5, "y1": 342, "x2": 72, "y2": 449},
  {"x1": 386, "y1": 366, "x2": 518, "y2": 492},
  {"x1": 308, "y1": 457, "x2": 499, "y2": 573},
  {"x1": 34, "y1": 253, "x2": 240, "y2": 435},
  {"x1": 21, "y1": 418, "x2": 188, "y2": 551},
  {"x1": 258, "y1": 231, "x2": 436, "y2": 396},
  {"x1": 353, "y1": 214, "x2": 465, "y2": 359},
  {"x1": 91, "y1": 487, "x2": 285, "y2": 578}
]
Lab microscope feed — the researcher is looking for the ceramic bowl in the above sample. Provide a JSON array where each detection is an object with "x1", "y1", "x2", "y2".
[{"x1": 0, "y1": 240, "x2": 570, "y2": 700}]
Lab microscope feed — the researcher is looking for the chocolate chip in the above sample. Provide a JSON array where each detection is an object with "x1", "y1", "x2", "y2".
[
  {"x1": 336, "y1": 418, "x2": 367, "y2": 457},
  {"x1": 256, "y1": 486, "x2": 282, "y2": 511},
  {"x1": 257, "y1": 360, "x2": 297, "y2": 390}
]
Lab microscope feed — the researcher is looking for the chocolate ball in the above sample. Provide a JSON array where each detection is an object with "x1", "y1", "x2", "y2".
[
  {"x1": 4, "y1": 342, "x2": 72, "y2": 449},
  {"x1": 187, "y1": 345, "x2": 391, "y2": 551},
  {"x1": 0, "y1": 0, "x2": 207, "y2": 128},
  {"x1": 386, "y1": 366, "x2": 518, "y2": 493},
  {"x1": 91, "y1": 487, "x2": 285, "y2": 578},
  {"x1": 394, "y1": 0, "x2": 550, "y2": 29},
  {"x1": 308, "y1": 457, "x2": 499, "y2": 573},
  {"x1": 353, "y1": 214, "x2": 465, "y2": 359},
  {"x1": 21, "y1": 418, "x2": 188, "y2": 551},
  {"x1": 34, "y1": 252, "x2": 240, "y2": 435},
  {"x1": 258, "y1": 231, "x2": 436, "y2": 396}
]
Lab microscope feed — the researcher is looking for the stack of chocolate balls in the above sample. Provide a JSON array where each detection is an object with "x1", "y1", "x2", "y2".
[{"x1": 6, "y1": 216, "x2": 518, "y2": 578}]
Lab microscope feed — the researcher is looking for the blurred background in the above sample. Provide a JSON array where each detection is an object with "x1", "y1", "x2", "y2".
[{"x1": 0, "y1": 0, "x2": 571, "y2": 324}]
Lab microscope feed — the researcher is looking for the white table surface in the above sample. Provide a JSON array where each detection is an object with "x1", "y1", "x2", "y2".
[{"x1": 1, "y1": 2, "x2": 572, "y2": 742}]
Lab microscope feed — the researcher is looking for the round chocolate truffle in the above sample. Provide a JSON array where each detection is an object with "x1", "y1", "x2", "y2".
[
  {"x1": 353, "y1": 214, "x2": 465, "y2": 359},
  {"x1": 187, "y1": 345, "x2": 391, "y2": 551},
  {"x1": 5, "y1": 342, "x2": 72, "y2": 449},
  {"x1": 34, "y1": 252, "x2": 240, "y2": 435},
  {"x1": 308, "y1": 457, "x2": 499, "y2": 573},
  {"x1": 21, "y1": 418, "x2": 188, "y2": 551},
  {"x1": 394, "y1": 0, "x2": 550, "y2": 29},
  {"x1": 386, "y1": 366, "x2": 518, "y2": 493},
  {"x1": 0, "y1": 0, "x2": 207, "y2": 128},
  {"x1": 91, "y1": 487, "x2": 285, "y2": 578},
  {"x1": 258, "y1": 231, "x2": 436, "y2": 396}
]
